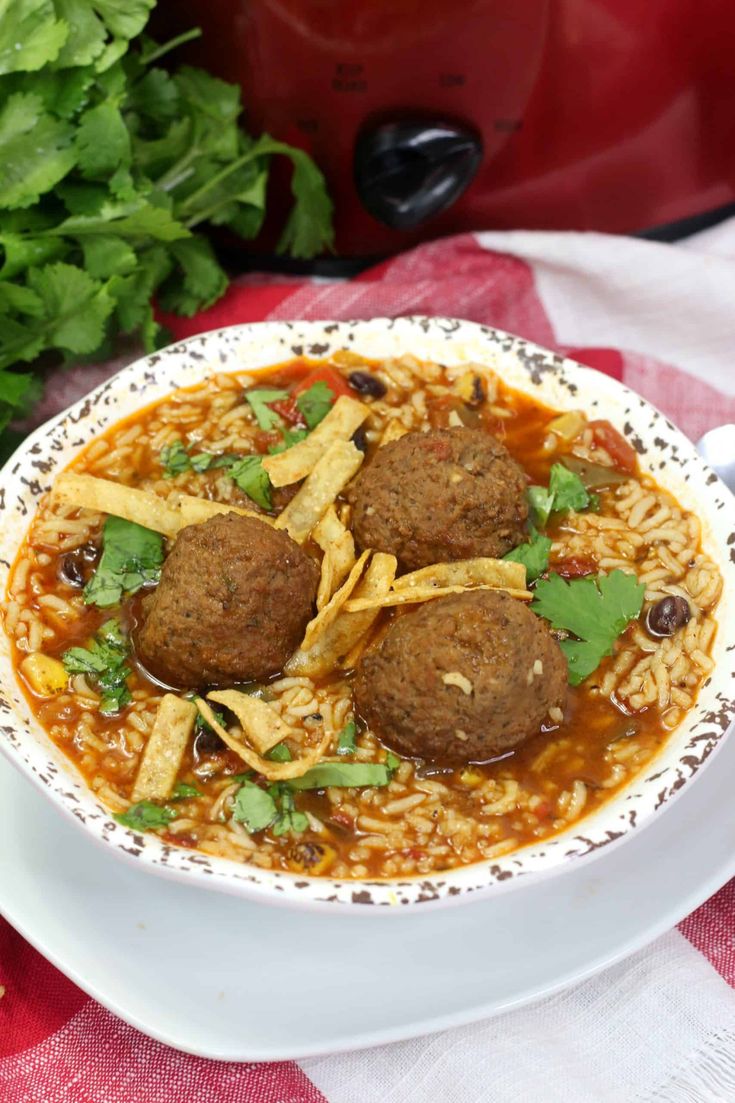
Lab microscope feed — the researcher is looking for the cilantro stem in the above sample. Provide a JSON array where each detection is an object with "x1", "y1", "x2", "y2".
[
  {"x1": 178, "y1": 148, "x2": 264, "y2": 225},
  {"x1": 139, "y1": 28, "x2": 203, "y2": 66}
]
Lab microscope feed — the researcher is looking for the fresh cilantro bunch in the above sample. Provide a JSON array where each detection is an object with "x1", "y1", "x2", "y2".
[
  {"x1": 0, "y1": 1, "x2": 334, "y2": 457},
  {"x1": 62, "y1": 617, "x2": 132, "y2": 713}
]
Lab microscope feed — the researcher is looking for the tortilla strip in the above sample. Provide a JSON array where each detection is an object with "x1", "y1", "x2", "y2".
[
  {"x1": 379, "y1": 419, "x2": 408, "y2": 446},
  {"x1": 54, "y1": 473, "x2": 181, "y2": 537},
  {"x1": 301, "y1": 549, "x2": 370, "y2": 651},
  {"x1": 274, "y1": 439, "x2": 364, "y2": 545},
  {"x1": 262, "y1": 395, "x2": 369, "y2": 486},
  {"x1": 194, "y1": 697, "x2": 331, "y2": 781},
  {"x1": 313, "y1": 505, "x2": 356, "y2": 609},
  {"x1": 174, "y1": 492, "x2": 272, "y2": 528},
  {"x1": 285, "y1": 552, "x2": 397, "y2": 677},
  {"x1": 131, "y1": 694, "x2": 197, "y2": 802},
  {"x1": 393, "y1": 557, "x2": 526, "y2": 593},
  {"x1": 206, "y1": 689, "x2": 291, "y2": 755},
  {"x1": 53, "y1": 473, "x2": 270, "y2": 536},
  {"x1": 345, "y1": 584, "x2": 532, "y2": 613}
]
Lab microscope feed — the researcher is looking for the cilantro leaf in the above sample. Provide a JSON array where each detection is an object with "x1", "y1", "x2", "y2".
[
  {"x1": 0, "y1": 93, "x2": 76, "y2": 209},
  {"x1": 171, "y1": 782, "x2": 202, "y2": 800},
  {"x1": 83, "y1": 514, "x2": 163, "y2": 607},
  {"x1": 527, "y1": 485, "x2": 555, "y2": 529},
  {"x1": 160, "y1": 439, "x2": 216, "y2": 479},
  {"x1": 336, "y1": 720, "x2": 357, "y2": 756},
  {"x1": 244, "y1": 387, "x2": 289, "y2": 431},
  {"x1": 269, "y1": 783, "x2": 308, "y2": 837},
  {"x1": 385, "y1": 752, "x2": 400, "y2": 773},
  {"x1": 232, "y1": 779, "x2": 277, "y2": 833},
  {"x1": 290, "y1": 761, "x2": 393, "y2": 790},
  {"x1": 504, "y1": 526, "x2": 552, "y2": 582},
  {"x1": 548, "y1": 463, "x2": 592, "y2": 513},
  {"x1": 527, "y1": 463, "x2": 596, "y2": 528},
  {"x1": 295, "y1": 381, "x2": 333, "y2": 430},
  {"x1": 114, "y1": 800, "x2": 176, "y2": 831},
  {"x1": 226, "y1": 455, "x2": 272, "y2": 510},
  {"x1": 531, "y1": 570, "x2": 645, "y2": 685},
  {"x1": 266, "y1": 742, "x2": 293, "y2": 763},
  {"x1": 75, "y1": 102, "x2": 131, "y2": 179},
  {"x1": 63, "y1": 617, "x2": 131, "y2": 714},
  {"x1": 0, "y1": 1, "x2": 69, "y2": 75},
  {"x1": 268, "y1": 427, "x2": 309, "y2": 455}
]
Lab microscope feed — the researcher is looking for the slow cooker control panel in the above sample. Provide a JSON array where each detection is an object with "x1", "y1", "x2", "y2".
[{"x1": 354, "y1": 119, "x2": 483, "y2": 230}]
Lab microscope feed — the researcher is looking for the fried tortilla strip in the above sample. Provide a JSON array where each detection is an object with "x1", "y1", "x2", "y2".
[
  {"x1": 301, "y1": 549, "x2": 370, "y2": 651},
  {"x1": 393, "y1": 557, "x2": 526, "y2": 593},
  {"x1": 345, "y1": 584, "x2": 532, "y2": 613},
  {"x1": 174, "y1": 492, "x2": 272, "y2": 528},
  {"x1": 53, "y1": 473, "x2": 270, "y2": 536},
  {"x1": 53, "y1": 473, "x2": 181, "y2": 537},
  {"x1": 285, "y1": 551, "x2": 397, "y2": 677},
  {"x1": 206, "y1": 689, "x2": 291, "y2": 755},
  {"x1": 379, "y1": 418, "x2": 408, "y2": 446},
  {"x1": 131, "y1": 694, "x2": 197, "y2": 802},
  {"x1": 262, "y1": 395, "x2": 369, "y2": 486},
  {"x1": 274, "y1": 439, "x2": 364, "y2": 545},
  {"x1": 313, "y1": 504, "x2": 357, "y2": 609},
  {"x1": 195, "y1": 696, "x2": 331, "y2": 781}
]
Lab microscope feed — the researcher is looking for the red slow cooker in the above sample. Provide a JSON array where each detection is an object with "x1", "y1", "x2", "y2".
[{"x1": 160, "y1": 0, "x2": 735, "y2": 256}]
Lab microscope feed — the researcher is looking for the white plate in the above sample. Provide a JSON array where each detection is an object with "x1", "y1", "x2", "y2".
[{"x1": 2, "y1": 719, "x2": 734, "y2": 1063}]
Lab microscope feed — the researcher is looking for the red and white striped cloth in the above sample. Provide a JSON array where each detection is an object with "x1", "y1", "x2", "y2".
[{"x1": 3, "y1": 224, "x2": 735, "y2": 1102}]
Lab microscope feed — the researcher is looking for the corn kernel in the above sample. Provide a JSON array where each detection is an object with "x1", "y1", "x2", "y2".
[
  {"x1": 459, "y1": 768, "x2": 484, "y2": 788},
  {"x1": 286, "y1": 841, "x2": 337, "y2": 875},
  {"x1": 20, "y1": 653, "x2": 68, "y2": 697}
]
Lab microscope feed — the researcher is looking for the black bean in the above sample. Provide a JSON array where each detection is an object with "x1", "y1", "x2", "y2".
[
  {"x1": 194, "y1": 728, "x2": 225, "y2": 756},
  {"x1": 351, "y1": 425, "x2": 368, "y2": 453},
  {"x1": 347, "y1": 370, "x2": 387, "y2": 399},
  {"x1": 58, "y1": 554, "x2": 85, "y2": 588},
  {"x1": 645, "y1": 595, "x2": 691, "y2": 638},
  {"x1": 80, "y1": 541, "x2": 101, "y2": 563},
  {"x1": 469, "y1": 376, "x2": 486, "y2": 407}
]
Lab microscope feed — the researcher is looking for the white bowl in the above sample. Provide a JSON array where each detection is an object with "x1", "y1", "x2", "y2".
[{"x1": 1, "y1": 317, "x2": 733, "y2": 912}]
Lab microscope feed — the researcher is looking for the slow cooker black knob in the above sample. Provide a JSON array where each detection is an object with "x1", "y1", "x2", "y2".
[{"x1": 354, "y1": 120, "x2": 482, "y2": 230}]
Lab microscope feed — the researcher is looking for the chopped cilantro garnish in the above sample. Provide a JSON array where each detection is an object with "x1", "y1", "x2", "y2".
[
  {"x1": 226, "y1": 455, "x2": 272, "y2": 510},
  {"x1": 232, "y1": 779, "x2": 277, "y2": 832},
  {"x1": 296, "y1": 381, "x2": 333, "y2": 429},
  {"x1": 114, "y1": 801, "x2": 176, "y2": 832},
  {"x1": 82, "y1": 515, "x2": 163, "y2": 608},
  {"x1": 504, "y1": 526, "x2": 552, "y2": 582},
  {"x1": 63, "y1": 619, "x2": 132, "y2": 715},
  {"x1": 268, "y1": 427, "x2": 309, "y2": 455},
  {"x1": 269, "y1": 783, "x2": 308, "y2": 837},
  {"x1": 160, "y1": 440, "x2": 216, "y2": 477},
  {"x1": 528, "y1": 463, "x2": 597, "y2": 528},
  {"x1": 267, "y1": 742, "x2": 293, "y2": 763},
  {"x1": 531, "y1": 570, "x2": 645, "y2": 685},
  {"x1": 244, "y1": 388, "x2": 289, "y2": 431},
  {"x1": 336, "y1": 720, "x2": 357, "y2": 756},
  {"x1": 290, "y1": 761, "x2": 393, "y2": 790},
  {"x1": 171, "y1": 782, "x2": 202, "y2": 800}
]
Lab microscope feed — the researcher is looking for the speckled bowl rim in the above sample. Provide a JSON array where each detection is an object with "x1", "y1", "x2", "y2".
[{"x1": 1, "y1": 317, "x2": 733, "y2": 913}]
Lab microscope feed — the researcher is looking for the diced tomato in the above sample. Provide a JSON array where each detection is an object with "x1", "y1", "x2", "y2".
[
  {"x1": 269, "y1": 397, "x2": 307, "y2": 427},
  {"x1": 254, "y1": 429, "x2": 282, "y2": 453},
  {"x1": 291, "y1": 365, "x2": 353, "y2": 401},
  {"x1": 553, "y1": 555, "x2": 598, "y2": 579},
  {"x1": 588, "y1": 419, "x2": 638, "y2": 474}
]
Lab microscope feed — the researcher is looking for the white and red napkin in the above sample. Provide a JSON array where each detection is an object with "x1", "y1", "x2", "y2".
[{"x1": 3, "y1": 223, "x2": 735, "y2": 1102}]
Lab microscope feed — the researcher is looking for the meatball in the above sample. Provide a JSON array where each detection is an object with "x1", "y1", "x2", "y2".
[
  {"x1": 136, "y1": 513, "x2": 318, "y2": 688},
  {"x1": 350, "y1": 427, "x2": 528, "y2": 572},
  {"x1": 354, "y1": 590, "x2": 567, "y2": 764}
]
